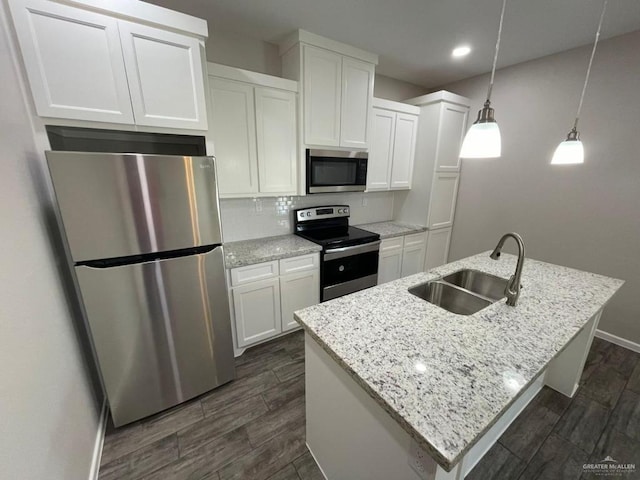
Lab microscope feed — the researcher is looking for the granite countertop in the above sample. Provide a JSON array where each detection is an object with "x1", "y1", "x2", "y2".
[
  {"x1": 224, "y1": 234, "x2": 321, "y2": 269},
  {"x1": 357, "y1": 221, "x2": 427, "y2": 239},
  {"x1": 294, "y1": 252, "x2": 624, "y2": 471}
]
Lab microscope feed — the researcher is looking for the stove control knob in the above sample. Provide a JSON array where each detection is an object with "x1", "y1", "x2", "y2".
[
  {"x1": 306, "y1": 212, "x2": 311, "y2": 217},
  {"x1": 339, "y1": 265, "x2": 345, "y2": 272}
]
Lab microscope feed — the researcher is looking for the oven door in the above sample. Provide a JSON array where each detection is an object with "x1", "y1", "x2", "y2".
[
  {"x1": 307, "y1": 149, "x2": 367, "y2": 194},
  {"x1": 322, "y1": 241, "x2": 380, "y2": 301}
]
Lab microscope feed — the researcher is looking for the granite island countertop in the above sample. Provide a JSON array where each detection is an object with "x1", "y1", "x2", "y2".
[
  {"x1": 224, "y1": 234, "x2": 321, "y2": 269},
  {"x1": 357, "y1": 221, "x2": 427, "y2": 239},
  {"x1": 294, "y1": 252, "x2": 624, "y2": 471}
]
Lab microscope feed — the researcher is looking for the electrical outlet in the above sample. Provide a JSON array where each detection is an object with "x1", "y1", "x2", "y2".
[
  {"x1": 254, "y1": 198, "x2": 262, "y2": 212},
  {"x1": 361, "y1": 194, "x2": 368, "y2": 206},
  {"x1": 409, "y1": 440, "x2": 434, "y2": 479}
]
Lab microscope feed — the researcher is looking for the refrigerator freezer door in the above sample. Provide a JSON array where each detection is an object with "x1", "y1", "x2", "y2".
[
  {"x1": 46, "y1": 152, "x2": 222, "y2": 262},
  {"x1": 75, "y1": 246, "x2": 234, "y2": 427}
]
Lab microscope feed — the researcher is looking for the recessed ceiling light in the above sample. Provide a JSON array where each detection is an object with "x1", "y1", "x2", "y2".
[{"x1": 452, "y1": 45, "x2": 471, "y2": 58}]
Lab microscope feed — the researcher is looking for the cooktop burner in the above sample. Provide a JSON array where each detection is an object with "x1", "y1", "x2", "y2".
[
  {"x1": 293, "y1": 205, "x2": 380, "y2": 249},
  {"x1": 296, "y1": 226, "x2": 379, "y2": 248}
]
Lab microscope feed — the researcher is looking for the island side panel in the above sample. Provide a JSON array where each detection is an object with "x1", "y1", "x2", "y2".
[
  {"x1": 545, "y1": 309, "x2": 602, "y2": 397},
  {"x1": 305, "y1": 333, "x2": 460, "y2": 480}
]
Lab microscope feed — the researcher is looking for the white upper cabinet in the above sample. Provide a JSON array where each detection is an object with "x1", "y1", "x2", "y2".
[
  {"x1": 8, "y1": 0, "x2": 208, "y2": 130},
  {"x1": 435, "y1": 104, "x2": 469, "y2": 172},
  {"x1": 368, "y1": 99, "x2": 420, "y2": 192},
  {"x1": 8, "y1": 0, "x2": 134, "y2": 124},
  {"x1": 209, "y1": 77, "x2": 259, "y2": 196},
  {"x1": 280, "y1": 30, "x2": 378, "y2": 150},
  {"x1": 118, "y1": 21, "x2": 207, "y2": 130},
  {"x1": 390, "y1": 113, "x2": 419, "y2": 189},
  {"x1": 367, "y1": 109, "x2": 396, "y2": 191},
  {"x1": 340, "y1": 57, "x2": 374, "y2": 148},
  {"x1": 255, "y1": 87, "x2": 298, "y2": 194},
  {"x1": 208, "y1": 63, "x2": 299, "y2": 198},
  {"x1": 303, "y1": 45, "x2": 342, "y2": 147}
]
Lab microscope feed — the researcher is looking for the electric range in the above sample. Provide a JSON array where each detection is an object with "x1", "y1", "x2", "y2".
[{"x1": 294, "y1": 205, "x2": 380, "y2": 301}]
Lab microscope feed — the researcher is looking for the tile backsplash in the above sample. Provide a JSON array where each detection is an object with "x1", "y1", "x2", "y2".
[{"x1": 220, "y1": 191, "x2": 395, "y2": 242}]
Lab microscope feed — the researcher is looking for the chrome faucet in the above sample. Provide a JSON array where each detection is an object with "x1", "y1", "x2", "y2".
[{"x1": 490, "y1": 232, "x2": 526, "y2": 307}]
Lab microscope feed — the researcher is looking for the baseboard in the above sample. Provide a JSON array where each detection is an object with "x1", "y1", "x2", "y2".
[
  {"x1": 89, "y1": 400, "x2": 108, "y2": 480},
  {"x1": 595, "y1": 329, "x2": 640, "y2": 353}
]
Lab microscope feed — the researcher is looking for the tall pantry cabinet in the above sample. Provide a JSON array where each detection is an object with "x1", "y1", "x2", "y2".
[{"x1": 393, "y1": 91, "x2": 470, "y2": 269}]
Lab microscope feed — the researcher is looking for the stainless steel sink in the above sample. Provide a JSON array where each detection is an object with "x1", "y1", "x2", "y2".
[
  {"x1": 408, "y1": 269, "x2": 508, "y2": 315},
  {"x1": 408, "y1": 281, "x2": 491, "y2": 315},
  {"x1": 442, "y1": 269, "x2": 508, "y2": 302}
]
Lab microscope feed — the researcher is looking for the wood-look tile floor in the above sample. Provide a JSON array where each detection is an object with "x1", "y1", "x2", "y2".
[
  {"x1": 99, "y1": 332, "x2": 640, "y2": 480},
  {"x1": 98, "y1": 330, "x2": 322, "y2": 480},
  {"x1": 469, "y1": 336, "x2": 640, "y2": 480}
]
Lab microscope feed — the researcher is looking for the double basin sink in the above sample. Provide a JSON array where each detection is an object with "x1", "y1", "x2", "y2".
[{"x1": 409, "y1": 269, "x2": 508, "y2": 315}]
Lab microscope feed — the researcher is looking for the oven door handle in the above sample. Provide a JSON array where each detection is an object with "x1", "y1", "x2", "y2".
[{"x1": 324, "y1": 240, "x2": 381, "y2": 261}]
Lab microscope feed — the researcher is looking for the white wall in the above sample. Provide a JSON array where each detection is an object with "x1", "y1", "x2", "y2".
[
  {"x1": 443, "y1": 30, "x2": 640, "y2": 345},
  {"x1": 374, "y1": 74, "x2": 427, "y2": 101},
  {"x1": 206, "y1": 29, "x2": 282, "y2": 76},
  {"x1": 205, "y1": 30, "x2": 427, "y2": 102},
  {"x1": 220, "y1": 191, "x2": 395, "y2": 242},
  {"x1": 0, "y1": 4, "x2": 101, "y2": 480}
]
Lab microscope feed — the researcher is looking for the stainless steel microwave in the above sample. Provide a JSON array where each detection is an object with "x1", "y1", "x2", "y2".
[{"x1": 306, "y1": 149, "x2": 368, "y2": 194}]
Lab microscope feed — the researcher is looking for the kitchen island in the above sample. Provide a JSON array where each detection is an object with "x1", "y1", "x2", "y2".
[{"x1": 294, "y1": 252, "x2": 624, "y2": 479}]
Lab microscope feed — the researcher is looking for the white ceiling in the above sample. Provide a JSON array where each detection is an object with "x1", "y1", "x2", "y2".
[{"x1": 147, "y1": 0, "x2": 640, "y2": 88}]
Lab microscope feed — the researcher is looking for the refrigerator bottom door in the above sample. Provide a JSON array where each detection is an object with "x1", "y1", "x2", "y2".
[{"x1": 75, "y1": 245, "x2": 234, "y2": 427}]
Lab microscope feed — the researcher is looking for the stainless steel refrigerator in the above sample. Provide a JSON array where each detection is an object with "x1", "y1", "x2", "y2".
[{"x1": 46, "y1": 151, "x2": 235, "y2": 427}]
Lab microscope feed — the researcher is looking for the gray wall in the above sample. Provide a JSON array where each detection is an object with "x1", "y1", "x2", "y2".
[
  {"x1": 443, "y1": 30, "x2": 640, "y2": 345},
  {"x1": 0, "y1": 4, "x2": 101, "y2": 479},
  {"x1": 206, "y1": 30, "x2": 426, "y2": 101}
]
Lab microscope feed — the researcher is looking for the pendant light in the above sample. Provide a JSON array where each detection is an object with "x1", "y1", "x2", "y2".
[
  {"x1": 460, "y1": 0, "x2": 507, "y2": 159},
  {"x1": 551, "y1": 0, "x2": 608, "y2": 165}
]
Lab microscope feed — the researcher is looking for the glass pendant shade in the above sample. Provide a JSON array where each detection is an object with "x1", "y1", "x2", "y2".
[
  {"x1": 460, "y1": 122, "x2": 502, "y2": 158},
  {"x1": 551, "y1": 137, "x2": 584, "y2": 165},
  {"x1": 460, "y1": 102, "x2": 501, "y2": 158}
]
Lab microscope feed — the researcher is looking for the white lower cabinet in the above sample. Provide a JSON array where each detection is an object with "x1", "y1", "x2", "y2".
[
  {"x1": 400, "y1": 232, "x2": 427, "y2": 277},
  {"x1": 378, "y1": 232, "x2": 427, "y2": 284},
  {"x1": 229, "y1": 253, "x2": 319, "y2": 349},
  {"x1": 232, "y1": 278, "x2": 281, "y2": 348},
  {"x1": 424, "y1": 228, "x2": 452, "y2": 270},
  {"x1": 280, "y1": 269, "x2": 320, "y2": 332},
  {"x1": 378, "y1": 237, "x2": 404, "y2": 284}
]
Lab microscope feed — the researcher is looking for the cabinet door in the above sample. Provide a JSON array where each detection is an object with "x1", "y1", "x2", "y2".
[
  {"x1": 340, "y1": 57, "x2": 374, "y2": 148},
  {"x1": 378, "y1": 237, "x2": 404, "y2": 284},
  {"x1": 303, "y1": 45, "x2": 342, "y2": 146},
  {"x1": 390, "y1": 113, "x2": 419, "y2": 189},
  {"x1": 8, "y1": 0, "x2": 134, "y2": 124},
  {"x1": 209, "y1": 78, "x2": 259, "y2": 196},
  {"x1": 435, "y1": 103, "x2": 469, "y2": 172},
  {"x1": 427, "y1": 173, "x2": 460, "y2": 229},
  {"x1": 425, "y1": 228, "x2": 452, "y2": 270},
  {"x1": 118, "y1": 21, "x2": 207, "y2": 130},
  {"x1": 232, "y1": 278, "x2": 281, "y2": 348},
  {"x1": 401, "y1": 232, "x2": 427, "y2": 277},
  {"x1": 255, "y1": 87, "x2": 298, "y2": 194},
  {"x1": 280, "y1": 269, "x2": 320, "y2": 332},
  {"x1": 367, "y1": 108, "x2": 395, "y2": 191}
]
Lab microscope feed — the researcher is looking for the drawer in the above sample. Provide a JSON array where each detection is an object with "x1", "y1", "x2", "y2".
[
  {"x1": 403, "y1": 231, "x2": 427, "y2": 248},
  {"x1": 280, "y1": 253, "x2": 319, "y2": 275},
  {"x1": 380, "y1": 237, "x2": 404, "y2": 252},
  {"x1": 230, "y1": 260, "x2": 279, "y2": 286}
]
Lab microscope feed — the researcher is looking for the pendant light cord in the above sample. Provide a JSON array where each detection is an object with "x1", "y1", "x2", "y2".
[
  {"x1": 574, "y1": 0, "x2": 608, "y2": 131},
  {"x1": 486, "y1": 0, "x2": 508, "y2": 103}
]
